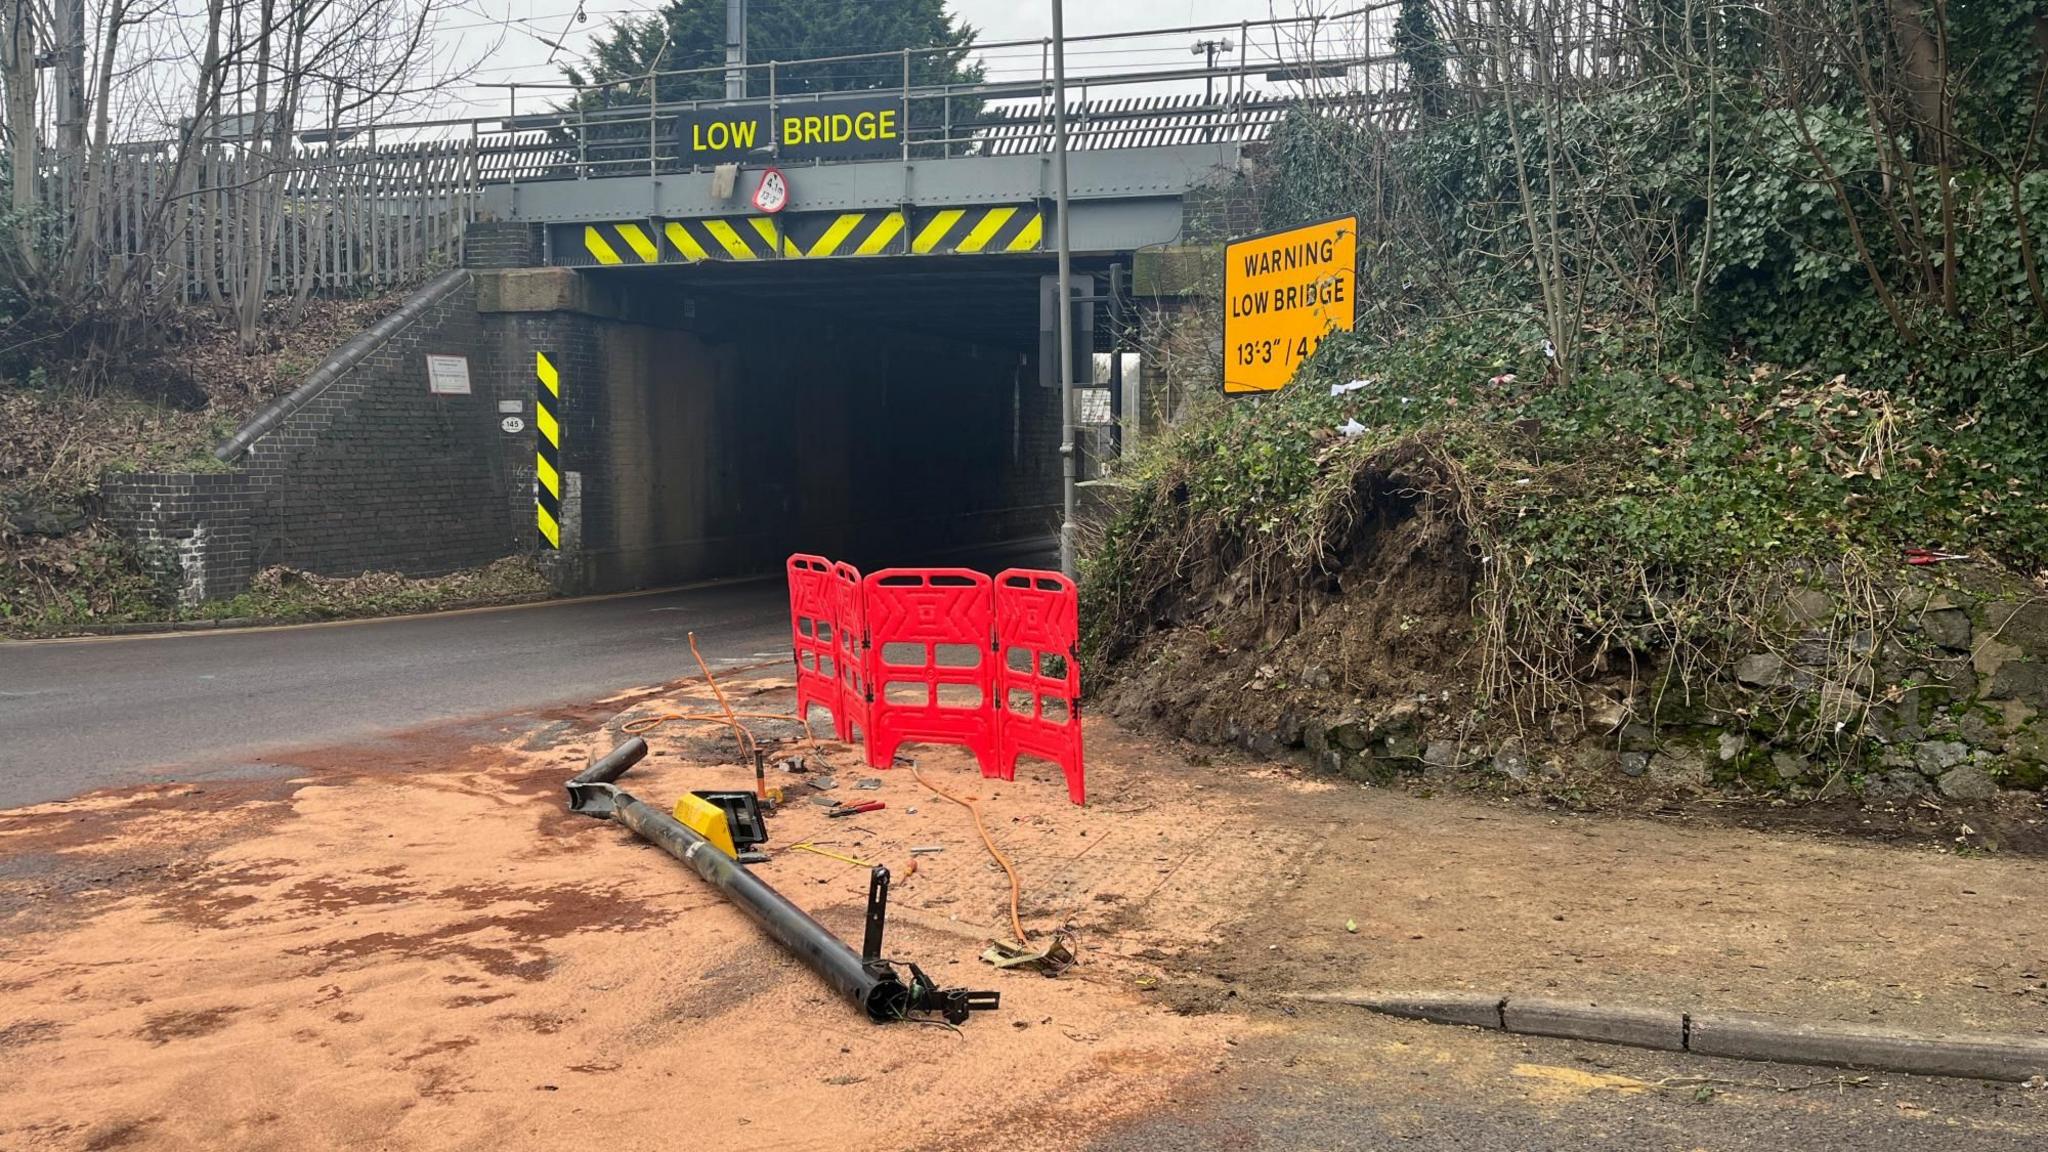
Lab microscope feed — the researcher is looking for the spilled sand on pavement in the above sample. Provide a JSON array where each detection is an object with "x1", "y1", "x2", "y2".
[
  {"x1": 5, "y1": 674, "x2": 2047, "y2": 1150},
  {"x1": 0, "y1": 676, "x2": 1246, "y2": 1152}
]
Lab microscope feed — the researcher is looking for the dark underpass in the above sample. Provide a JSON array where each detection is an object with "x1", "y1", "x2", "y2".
[
  {"x1": 521, "y1": 253, "x2": 1110, "y2": 590},
  {"x1": 108, "y1": 233, "x2": 1135, "y2": 603}
]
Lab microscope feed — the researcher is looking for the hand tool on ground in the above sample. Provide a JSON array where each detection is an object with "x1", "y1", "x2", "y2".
[
  {"x1": 827, "y1": 800, "x2": 886, "y2": 819},
  {"x1": 1904, "y1": 547, "x2": 1970, "y2": 565},
  {"x1": 565, "y1": 737, "x2": 997, "y2": 1024}
]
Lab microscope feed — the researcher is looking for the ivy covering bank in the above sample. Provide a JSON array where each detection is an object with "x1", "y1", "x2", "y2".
[{"x1": 1085, "y1": 1, "x2": 2048, "y2": 794}]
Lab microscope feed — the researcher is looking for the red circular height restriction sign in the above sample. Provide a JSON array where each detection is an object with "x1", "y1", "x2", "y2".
[{"x1": 752, "y1": 168, "x2": 789, "y2": 214}]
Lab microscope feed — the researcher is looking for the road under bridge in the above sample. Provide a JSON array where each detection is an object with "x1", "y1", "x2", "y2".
[{"x1": 468, "y1": 141, "x2": 1233, "y2": 590}]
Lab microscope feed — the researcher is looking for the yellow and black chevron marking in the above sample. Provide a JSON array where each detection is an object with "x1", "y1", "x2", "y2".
[
  {"x1": 558, "y1": 204, "x2": 1043, "y2": 267},
  {"x1": 535, "y1": 352, "x2": 562, "y2": 550}
]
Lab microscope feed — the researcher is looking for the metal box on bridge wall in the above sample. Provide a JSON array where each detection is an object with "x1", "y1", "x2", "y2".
[{"x1": 1038, "y1": 274, "x2": 1097, "y2": 390}]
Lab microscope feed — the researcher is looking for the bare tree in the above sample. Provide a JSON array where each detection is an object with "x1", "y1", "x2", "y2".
[
  {"x1": 3, "y1": 0, "x2": 42, "y2": 274},
  {"x1": 4, "y1": 0, "x2": 471, "y2": 387}
]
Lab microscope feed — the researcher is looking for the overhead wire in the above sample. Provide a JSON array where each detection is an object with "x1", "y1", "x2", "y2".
[{"x1": 544, "y1": 0, "x2": 588, "y2": 63}]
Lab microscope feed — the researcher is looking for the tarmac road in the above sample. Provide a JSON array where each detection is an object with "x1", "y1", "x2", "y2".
[
  {"x1": 0, "y1": 577, "x2": 799, "y2": 808},
  {"x1": 0, "y1": 540, "x2": 1058, "y2": 809}
]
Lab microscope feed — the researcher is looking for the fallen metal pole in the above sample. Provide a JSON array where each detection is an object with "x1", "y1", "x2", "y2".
[
  {"x1": 567, "y1": 738, "x2": 996, "y2": 1023},
  {"x1": 611, "y1": 787, "x2": 913, "y2": 1019},
  {"x1": 566, "y1": 736, "x2": 649, "y2": 808}
]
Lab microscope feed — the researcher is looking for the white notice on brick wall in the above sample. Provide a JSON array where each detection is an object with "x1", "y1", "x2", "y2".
[{"x1": 426, "y1": 354, "x2": 472, "y2": 395}]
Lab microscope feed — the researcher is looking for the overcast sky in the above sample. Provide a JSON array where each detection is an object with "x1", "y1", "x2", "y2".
[
  {"x1": 950, "y1": 0, "x2": 1286, "y2": 41},
  {"x1": 437, "y1": 1, "x2": 1348, "y2": 118}
]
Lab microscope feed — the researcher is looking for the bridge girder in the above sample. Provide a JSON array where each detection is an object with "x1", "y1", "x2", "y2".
[{"x1": 481, "y1": 144, "x2": 1242, "y2": 259}]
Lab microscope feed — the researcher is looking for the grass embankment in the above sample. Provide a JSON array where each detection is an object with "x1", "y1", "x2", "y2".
[
  {"x1": 1, "y1": 388, "x2": 239, "y2": 632},
  {"x1": 1085, "y1": 316, "x2": 2048, "y2": 752}
]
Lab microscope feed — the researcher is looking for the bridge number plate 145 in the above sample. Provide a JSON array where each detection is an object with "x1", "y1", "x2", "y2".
[{"x1": 1222, "y1": 215, "x2": 1357, "y2": 394}]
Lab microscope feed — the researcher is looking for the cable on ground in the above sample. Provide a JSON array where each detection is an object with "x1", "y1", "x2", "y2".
[
  {"x1": 909, "y1": 759, "x2": 1029, "y2": 946},
  {"x1": 618, "y1": 634, "x2": 817, "y2": 755}
]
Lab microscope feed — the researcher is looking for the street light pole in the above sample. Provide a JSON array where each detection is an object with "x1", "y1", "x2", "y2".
[
  {"x1": 1052, "y1": 0, "x2": 1077, "y2": 579},
  {"x1": 1192, "y1": 38, "x2": 1235, "y2": 104},
  {"x1": 724, "y1": 0, "x2": 747, "y2": 99}
]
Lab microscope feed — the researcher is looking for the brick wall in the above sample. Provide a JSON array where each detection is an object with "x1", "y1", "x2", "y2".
[
  {"x1": 463, "y1": 221, "x2": 544, "y2": 270},
  {"x1": 101, "y1": 473, "x2": 257, "y2": 605},
  {"x1": 112, "y1": 273, "x2": 529, "y2": 598},
  {"x1": 238, "y1": 275, "x2": 522, "y2": 577},
  {"x1": 1181, "y1": 169, "x2": 1262, "y2": 243},
  {"x1": 504, "y1": 309, "x2": 604, "y2": 581}
]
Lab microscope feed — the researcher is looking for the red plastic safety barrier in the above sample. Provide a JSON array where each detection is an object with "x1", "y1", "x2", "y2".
[
  {"x1": 994, "y1": 568, "x2": 1085, "y2": 804},
  {"x1": 786, "y1": 554, "x2": 842, "y2": 731},
  {"x1": 784, "y1": 554, "x2": 1085, "y2": 803},
  {"x1": 829, "y1": 560, "x2": 870, "y2": 743},
  {"x1": 861, "y1": 568, "x2": 998, "y2": 774}
]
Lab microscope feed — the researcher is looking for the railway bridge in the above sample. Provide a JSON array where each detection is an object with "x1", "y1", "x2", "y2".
[{"x1": 107, "y1": 17, "x2": 1393, "y2": 597}]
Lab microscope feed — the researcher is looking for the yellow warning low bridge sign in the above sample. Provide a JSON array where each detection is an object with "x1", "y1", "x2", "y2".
[{"x1": 1222, "y1": 215, "x2": 1357, "y2": 394}]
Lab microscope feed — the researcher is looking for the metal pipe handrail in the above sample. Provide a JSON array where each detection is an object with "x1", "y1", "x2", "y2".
[
  {"x1": 490, "y1": 55, "x2": 1385, "y2": 135},
  {"x1": 469, "y1": 4, "x2": 1393, "y2": 93},
  {"x1": 108, "y1": 8, "x2": 1400, "y2": 159},
  {"x1": 497, "y1": 51, "x2": 1383, "y2": 127},
  {"x1": 88, "y1": 17, "x2": 1406, "y2": 190}
]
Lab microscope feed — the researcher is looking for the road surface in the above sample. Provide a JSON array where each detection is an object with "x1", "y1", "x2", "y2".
[
  {"x1": 0, "y1": 577, "x2": 797, "y2": 808},
  {"x1": 0, "y1": 539, "x2": 1059, "y2": 808}
]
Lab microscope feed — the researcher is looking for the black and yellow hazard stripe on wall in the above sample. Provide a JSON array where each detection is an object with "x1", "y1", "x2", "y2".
[
  {"x1": 535, "y1": 352, "x2": 563, "y2": 549},
  {"x1": 555, "y1": 204, "x2": 1044, "y2": 267}
]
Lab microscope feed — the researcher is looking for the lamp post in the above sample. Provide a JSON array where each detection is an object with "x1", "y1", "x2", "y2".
[
  {"x1": 1052, "y1": 0, "x2": 1077, "y2": 579},
  {"x1": 1192, "y1": 37, "x2": 1235, "y2": 103},
  {"x1": 725, "y1": 0, "x2": 747, "y2": 99}
]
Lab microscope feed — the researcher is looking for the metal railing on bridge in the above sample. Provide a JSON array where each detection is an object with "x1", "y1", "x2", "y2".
[
  {"x1": 469, "y1": 5, "x2": 1409, "y2": 183},
  {"x1": 38, "y1": 7, "x2": 1417, "y2": 300}
]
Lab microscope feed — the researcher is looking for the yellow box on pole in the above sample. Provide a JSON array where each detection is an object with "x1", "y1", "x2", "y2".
[{"x1": 673, "y1": 793, "x2": 738, "y2": 857}]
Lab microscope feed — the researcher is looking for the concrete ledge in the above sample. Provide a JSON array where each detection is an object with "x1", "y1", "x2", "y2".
[
  {"x1": 474, "y1": 267, "x2": 625, "y2": 318},
  {"x1": 1688, "y1": 1012, "x2": 2048, "y2": 1082},
  {"x1": 1502, "y1": 997, "x2": 1685, "y2": 1052},
  {"x1": 1298, "y1": 991, "x2": 1503, "y2": 1030}
]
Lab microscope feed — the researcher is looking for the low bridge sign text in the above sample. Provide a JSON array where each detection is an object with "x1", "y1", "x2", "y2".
[
  {"x1": 1222, "y1": 215, "x2": 1357, "y2": 394},
  {"x1": 675, "y1": 94, "x2": 903, "y2": 165}
]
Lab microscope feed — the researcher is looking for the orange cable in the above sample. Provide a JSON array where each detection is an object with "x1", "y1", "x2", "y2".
[
  {"x1": 616, "y1": 640, "x2": 818, "y2": 752},
  {"x1": 910, "y1": 760, "x2": 1029, "y2": 945},
  {"x1": 689, "y1": 632, "x2": 739, "y2": 728}
]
